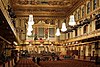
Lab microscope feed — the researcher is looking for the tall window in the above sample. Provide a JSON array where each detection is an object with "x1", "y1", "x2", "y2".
[
  {"x1": 19, "y1": 19, "x2": 21, "y2": 26},
  {"x1": 95, "y1": 20, "x2": 100, "y2": 30},
  {"x1": 79, "y1": 27, "x2": 81, "y2": 35},
  {"x1": 93, "y1": 0, "x2": 97, "y2": 10},
  {"x1": 75, "y1": 29, "x2": 77, "y2": 36},
  {"x1": 68, "y1": 33, "x2": 70, "y2": 38},
  {"x1": 87, "y1": 2, "x2": 90, "y2": 14},
  {"x1": 78, "y1": 10, "x2": 80, "y2": 20},
  {"x1": 38, "y1": 28, "x2": 44, "y2": 38},
  {"x1": 90, "y1": 23, "x2": 92, "y2": 32},
  {"x1": 74, "y1": 12, "x2": 77, "y2": 21},
  {"x1": 82, "y1": 7, "x2": 85, "y2": 17},
  {"x1": 49, "y1": 28, "x2": 55, "y2": 38},
  {"x1": 84, "y1": 25, "x2": 88, "y2": 33}
]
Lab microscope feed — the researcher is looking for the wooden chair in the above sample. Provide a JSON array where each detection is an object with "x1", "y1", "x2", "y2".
[
  {"x1": 4, "y1": 62, "x2": 8, "y2": 67},
  {"x1": 0, "y1": 64, "x2": 3, "y2": 67}
]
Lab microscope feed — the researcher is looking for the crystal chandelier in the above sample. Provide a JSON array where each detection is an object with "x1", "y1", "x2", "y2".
[
  {"x1": 27, "y1": 31, "x2": 32, "y2": 36},
  {"x1": 28, "y1": 15, "x2": 34, "y2": 25},
  {"x1": 69, "y1": 15, "x2": 76, "y2": 26},
  {"x1": 27, "y1": 14, "x2": 34, "y2": 36},
  {"x1": 61, "y1": 22, "x2": 67, "y2": 32},
  {"x1": 55, "y1": 28, "x2": 61, "y2": 36},
  {"x1": 27, "y1": 25, "x2": 33, "y2": 31}
]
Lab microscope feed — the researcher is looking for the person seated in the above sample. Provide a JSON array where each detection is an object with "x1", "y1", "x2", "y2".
[{"x1": 32, "y1": 56, "x2": 35, "y2": 62}]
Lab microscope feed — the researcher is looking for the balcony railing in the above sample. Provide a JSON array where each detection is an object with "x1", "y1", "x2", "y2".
[
  {"x1": 0, "y1": 0, "x2": 20, "y2": 43},
  {"x1": 67, "y1": 29, "x2": 100, "y2": 42}
]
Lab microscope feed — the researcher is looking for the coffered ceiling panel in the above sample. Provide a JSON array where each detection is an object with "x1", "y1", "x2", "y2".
[{"x1": 9, "y1": 0, "x2": 81, "y2": 18}]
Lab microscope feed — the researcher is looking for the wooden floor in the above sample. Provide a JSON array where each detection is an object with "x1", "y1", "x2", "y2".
[{"x1": 15, "y1": 58, "x2": 100, "y2": 67}]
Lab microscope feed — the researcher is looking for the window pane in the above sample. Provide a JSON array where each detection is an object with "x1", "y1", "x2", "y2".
[
  {"x1": 87, "y1": 2, "x2": 90, "y2": 14},
  {"x1": 49, "y1": 28, "x2": 55, "y2": 38},
  {"x1": 93, "y1": 0, "x2": 97, "y2": 10},
  {"x1": 75, "y1": 29, "x2": 77, "y2": 36},
  {"x1": 96, "y1": 20, "x2": 100, "y2": 29},
  {"x1": 38, "y1": 28, "x2": 44, "y2": 38},
  {"x1": 78, "y1": 10, "x2": 80, "y2": 19},
  {"x1": 84, "y1": 25, "x2": 88, "y2": 33},
  {"x1": 82, "y1": 7, "x2": 84, "y2": 17}
]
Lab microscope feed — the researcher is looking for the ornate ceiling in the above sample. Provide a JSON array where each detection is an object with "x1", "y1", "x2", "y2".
[{"x1": 10, "y1": 0, "x2": 81, "y2": 19}]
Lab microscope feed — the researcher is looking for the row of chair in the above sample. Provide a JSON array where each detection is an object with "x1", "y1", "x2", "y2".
[
  {"x1": 39, "y1": 59, "x2": 100, "y2": 67},
  {"x1": 0, "y1": 58, "x2": 16, "y2": 67},
  {"x1": 15, "y1": 59, "x2": 40, "y2": 67}
]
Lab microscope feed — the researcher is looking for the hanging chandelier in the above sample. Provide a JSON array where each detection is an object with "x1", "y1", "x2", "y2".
[
  {"x1": 27, "y1": 25, "x2": 33, "y2": 31},
  {"x1": 69, "y1": 15, "x2": 76, "y2": 26},
  {"x1": 27, "y1": 31, "x2": 32, "y2": 36},
  {"x1": 61, "y1": 22, "x2": 67, "y2": 32},
  {"x1": 27, "y1": 14, "x2": 34, "y2": 36},
  {"x1": 55, "y1": 28, "x2": 61, "y2": 36}
]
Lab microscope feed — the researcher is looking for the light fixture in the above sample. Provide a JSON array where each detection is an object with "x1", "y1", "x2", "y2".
[
  {"x1": 27, "y1": 31, "x2": 32, "y2": 36},
  {"x1": 28, "y1": 14, "x2": 34, "y2": 25},
  {"x1": 69, "y1": 15, "x2": 76, "y2": 26},
  {"x1": 61, "y1": 22, "x2": 67, "y2": 32},
  {"x1": 51, "y1": 44, "x2": 54, "y2": 46},
  {"x1": 27, "y1": 14, "x2": 34, "y2": 36},
  {"x1": 75, "y1": 41, "x2": 78, "y2": 44},
  {"x1": 29, "y1": 43, "x2": 32, "y2": 46},
  {"x1": 27, "y1": 25, "x2": 33, "y2": 31},
  {"x1": 55, "y1": 28, "x2": 61, "y2": 36},
  {"x1": 40, "y1": 44, "x2": 43, "y2": 46},
  {"x1": 13, "y1": 41, "x2": 18, "y2": 45}
]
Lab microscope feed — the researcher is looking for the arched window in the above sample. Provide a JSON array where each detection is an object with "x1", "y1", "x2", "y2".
[
  {"x1": 95, "y1": 20, "x2": 100, "y2": 30},
  {"x1": 75, "y1": 29, "x2": 77, "y2": 36},
  {"x1": 84, "y1": 25, "x2": 88, "y2": 33},
  {"x1": 78, "y1": 10, "x2": 80, "y2": 20},
  {"x1": 93, "y1": 0, "x2": 97, "y2": 10},
  {"x1": 68, "y1": 33, "x2": 70, "y2": 38},
  {"x1": 82, "y1": 7, "x2": 85, "y2": 17},
  {"x1": 74, "y1": 12, "x2": 77, "y2": 21},
  {"x1": 87, "y1": 2, "x2": 90, "y2": 14}
]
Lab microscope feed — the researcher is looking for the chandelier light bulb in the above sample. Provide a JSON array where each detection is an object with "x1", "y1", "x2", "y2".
[
  {"x1": 13, "y1": 41, "x2": 18, "y2": 45},
  {"x1": 55, "y1": 28, "x2": 61, "y2": 36},
  {"x1": 61, "y1": 22, "x2": 67, "y2": 32},
  {"x1": 29, "y1": 44, "x2": 32, "y2": 46},
  {"x1": 69, "y1": 15, "x2": 76, "y2": 26},
  {"x1": 40, "y1": 44, "x2": 43, "y2": 46}
]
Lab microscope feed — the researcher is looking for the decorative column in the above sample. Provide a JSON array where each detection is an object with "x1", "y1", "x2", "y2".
[
  {"x1": 45, "y1": 28, "x2": 48, "y2": 39},
  {"x1": 34, "y1": 27, "x2": 38, "y2": 40}
]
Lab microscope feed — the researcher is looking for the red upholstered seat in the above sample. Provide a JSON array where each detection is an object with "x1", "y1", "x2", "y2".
[
  {"x1": 39, "y1": 60, "x2": 100, "y2": 67},
  {"x1": 15, "y1": 59, "x2": 40, "y2": 67}
]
